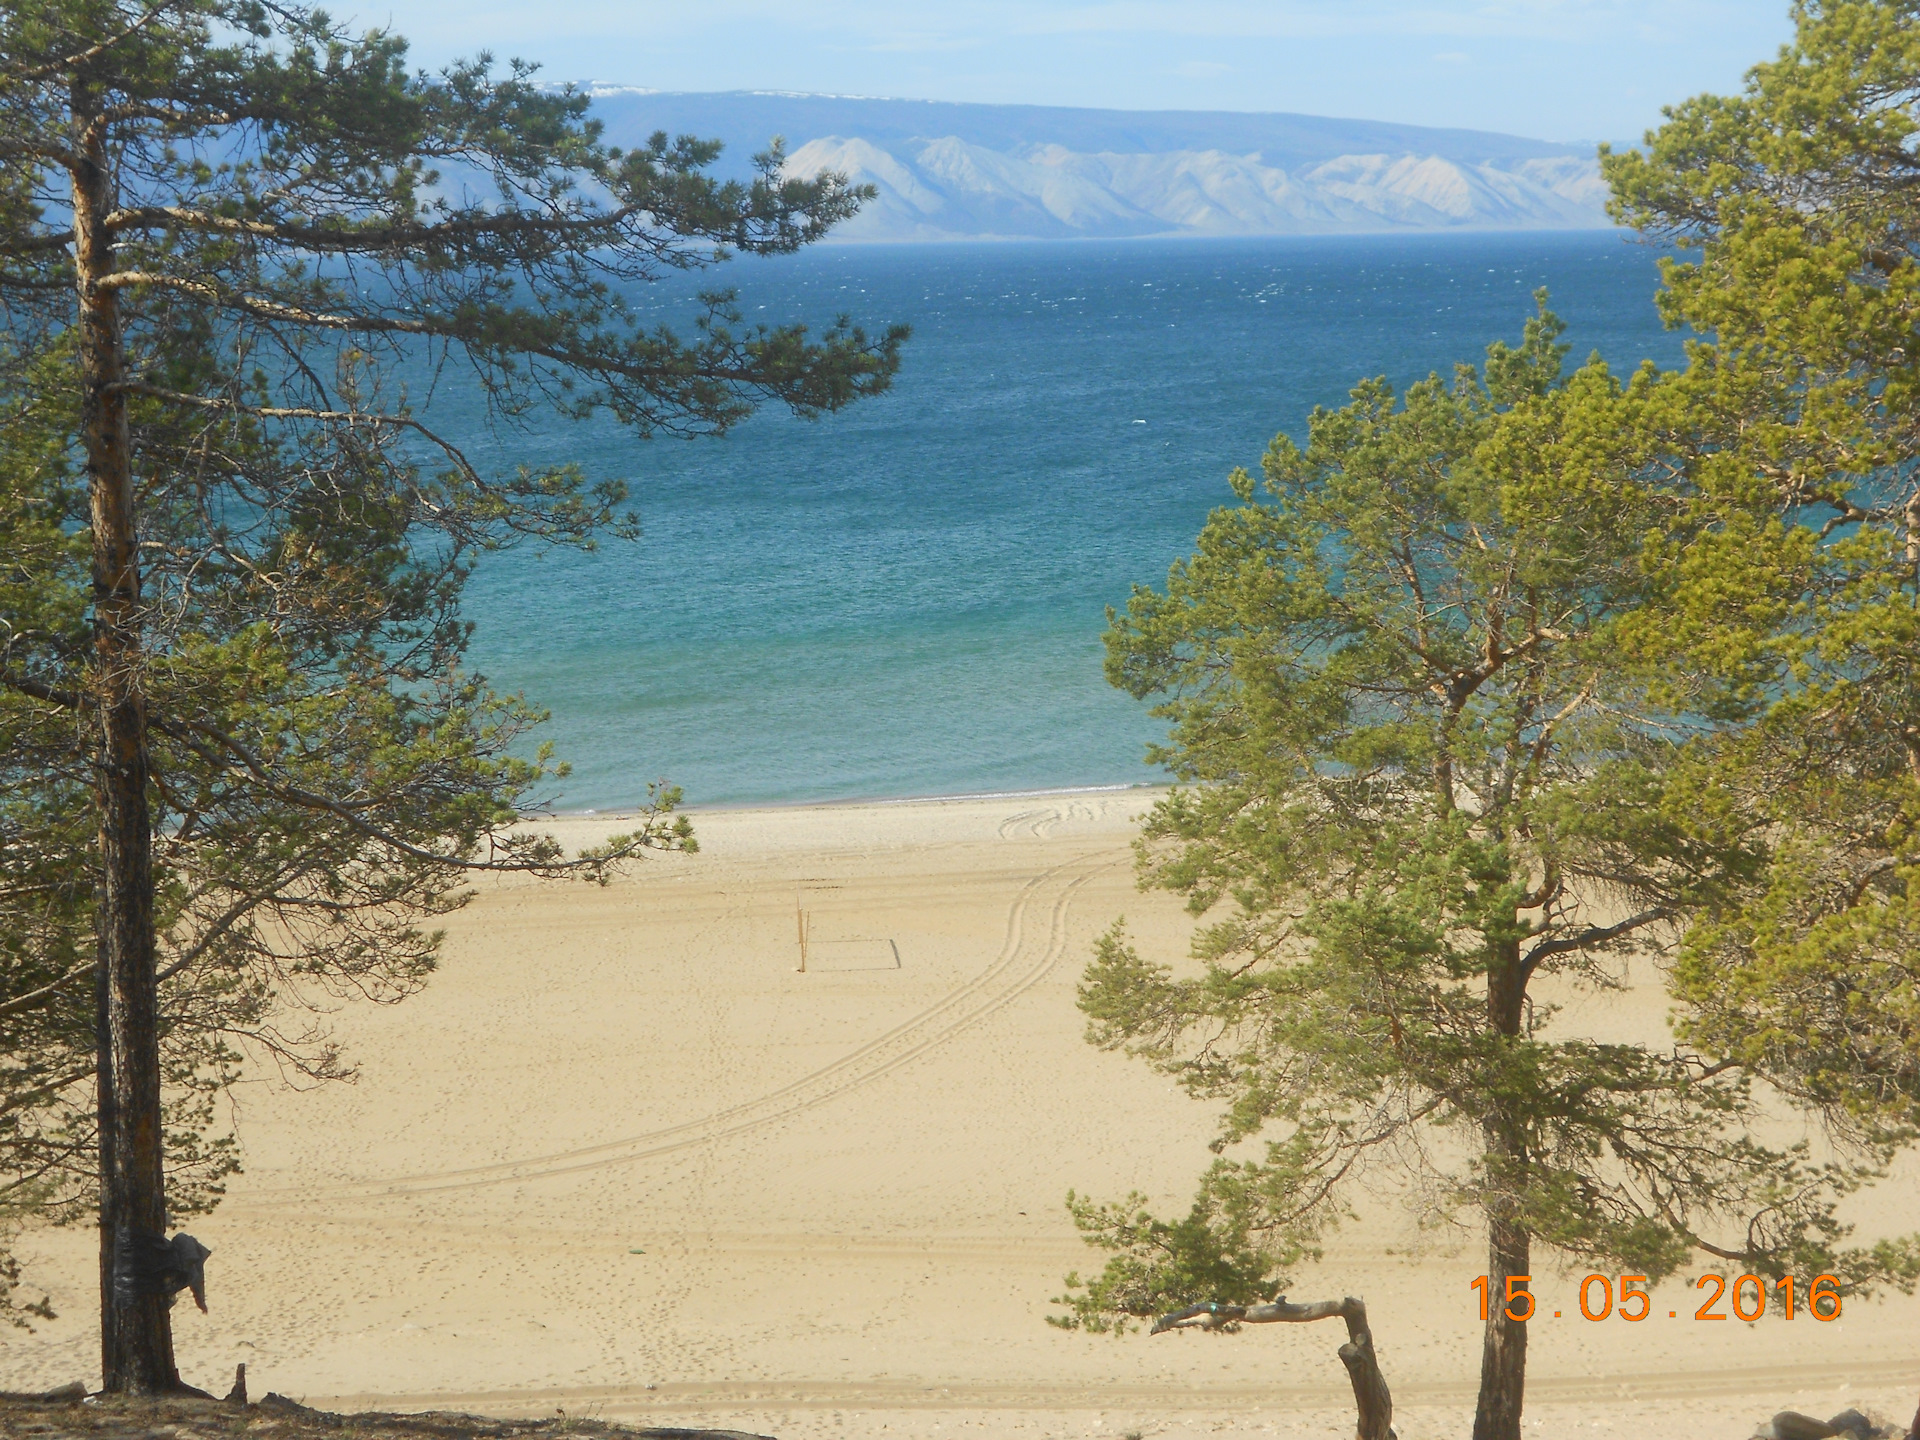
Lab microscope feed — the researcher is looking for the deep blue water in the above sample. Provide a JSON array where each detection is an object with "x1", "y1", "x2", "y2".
[{"x1": 447, "y1": 231, "x2": 1686, "y2": 810}]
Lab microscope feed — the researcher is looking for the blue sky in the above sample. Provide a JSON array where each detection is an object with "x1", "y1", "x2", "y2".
[{"x1": 354, "y1": 1, "x2": 1796, "y2": 145}]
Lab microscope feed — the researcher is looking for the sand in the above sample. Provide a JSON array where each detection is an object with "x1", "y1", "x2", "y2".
[{"x1": 7, "y1": 789, "x2": 1918, "y2": 1438}]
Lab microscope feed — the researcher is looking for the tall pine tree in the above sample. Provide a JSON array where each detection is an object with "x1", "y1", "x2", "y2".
[
  {"x1": 1604, "y1": 0, "x2": 1920, "y2": 1157},
  {"x1": 0, "y1": 0, "x2": 904, "y2": 1391},
  {"x1": 1060, "y1": 302, "x2": 1920, "y2": 1440}
]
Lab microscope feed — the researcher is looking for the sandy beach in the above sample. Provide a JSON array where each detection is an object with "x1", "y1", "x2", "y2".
[{"x1": 8, "y1": 789, "x2": 1918, "y2": 1438}]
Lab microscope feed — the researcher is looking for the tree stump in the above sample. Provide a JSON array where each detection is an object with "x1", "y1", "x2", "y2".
[{"x1": 1153, "y1": 1294, "x2": 1394, "y2": 1440}]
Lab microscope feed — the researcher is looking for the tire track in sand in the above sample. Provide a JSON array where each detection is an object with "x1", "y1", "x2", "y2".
[{"x1": 246, "y1": 850, "x2": 1115, "y2": 1202}]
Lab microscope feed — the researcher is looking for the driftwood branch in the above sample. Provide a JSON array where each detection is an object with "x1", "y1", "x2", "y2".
[{"x1": 1153, "y1": 1294, "x2": 1394, "y2": 1440}]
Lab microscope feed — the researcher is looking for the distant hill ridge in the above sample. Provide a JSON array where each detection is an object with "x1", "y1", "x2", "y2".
[{"x1": 580, "y1": 88, "x2": 1614, "y2": 241}]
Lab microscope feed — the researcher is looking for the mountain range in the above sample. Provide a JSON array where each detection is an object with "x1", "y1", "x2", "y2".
[{"x1": 580, "y1": 89, "x2": 1614, "y2": 241}]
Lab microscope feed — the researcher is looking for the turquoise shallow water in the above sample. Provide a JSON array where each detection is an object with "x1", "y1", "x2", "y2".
[{"x1": 450, "y1": 231, "x2": 1687, "y2": 810}]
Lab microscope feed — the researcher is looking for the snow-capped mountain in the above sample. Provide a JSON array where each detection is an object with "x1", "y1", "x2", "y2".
[{"x1": 581, "y1": 90, "x2": 1612, "y2": 240}]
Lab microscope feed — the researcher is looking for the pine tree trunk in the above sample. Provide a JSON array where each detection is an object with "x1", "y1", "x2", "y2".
[
  {"x1": 72, "y1": 80, "x2": 178, "y2": 1396},
  {"x1": 1472, "y1": 1208, "x2": 1529, "y2": 1440},
  {"x1": 1474, "y1": 938, "x2": 1530, "y2": 1440}
]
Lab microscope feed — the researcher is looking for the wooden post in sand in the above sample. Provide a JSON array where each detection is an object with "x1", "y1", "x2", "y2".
[
  {"x1": 796, "y1": 894, "x2": 809, "y2": 972},
  {"x1": 1153, "y1": 1295, "x2": 1394, "y2": 1440}
]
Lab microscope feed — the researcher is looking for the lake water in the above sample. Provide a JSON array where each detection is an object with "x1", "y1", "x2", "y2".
[{"x1": 452, "y1": 230, "x2": 1687, "y2": 810}]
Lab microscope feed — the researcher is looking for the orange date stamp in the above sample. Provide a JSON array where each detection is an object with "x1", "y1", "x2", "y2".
[{"x1": 1470, "y1": 1273, "x2": 1843, "y2": 1322}]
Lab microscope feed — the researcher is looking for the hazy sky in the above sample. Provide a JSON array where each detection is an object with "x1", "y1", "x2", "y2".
[{"x1": 351, "y1": 1, "x2": 1796, "y2": 145}]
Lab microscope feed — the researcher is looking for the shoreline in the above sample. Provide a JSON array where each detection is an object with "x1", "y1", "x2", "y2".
[{"x1": 528, "y1": 779, "x2": 1165, "y2": 823}]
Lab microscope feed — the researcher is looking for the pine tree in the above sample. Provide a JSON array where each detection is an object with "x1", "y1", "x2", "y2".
[
  {"x1": 0, "y1": 0, "x2": 904, "y2": 1391},
  {"x1": 1061, "y1": 302, "x2": 1919, "y2": 1440},
  {"x1": 1603, "y1": 0, "x2": 1920, "y2": 1158}
]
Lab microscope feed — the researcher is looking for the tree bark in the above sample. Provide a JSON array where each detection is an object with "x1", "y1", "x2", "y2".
[
  {"x1": 1472, "y1": 1207, "x2": 1529, "y2": 1440},
  {"x1": 72, "y1": 76, "x2": 178, "y2": 1396},
  {"x1": 1331, "y1": 1300, "x2": 1394, "y2": 1440},
  {"x1": 1474, "y1": 934, "x2": 1530, "y2": 1440},
  {"x1": 1154, "y1": 1295, "x2": 1394, "y2": 1440}
]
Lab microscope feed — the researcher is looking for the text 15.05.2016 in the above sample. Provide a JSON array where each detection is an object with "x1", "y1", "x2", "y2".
[{"x1": 1471, "y1": 1273, "x2": 1842, "y2": 1322}]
